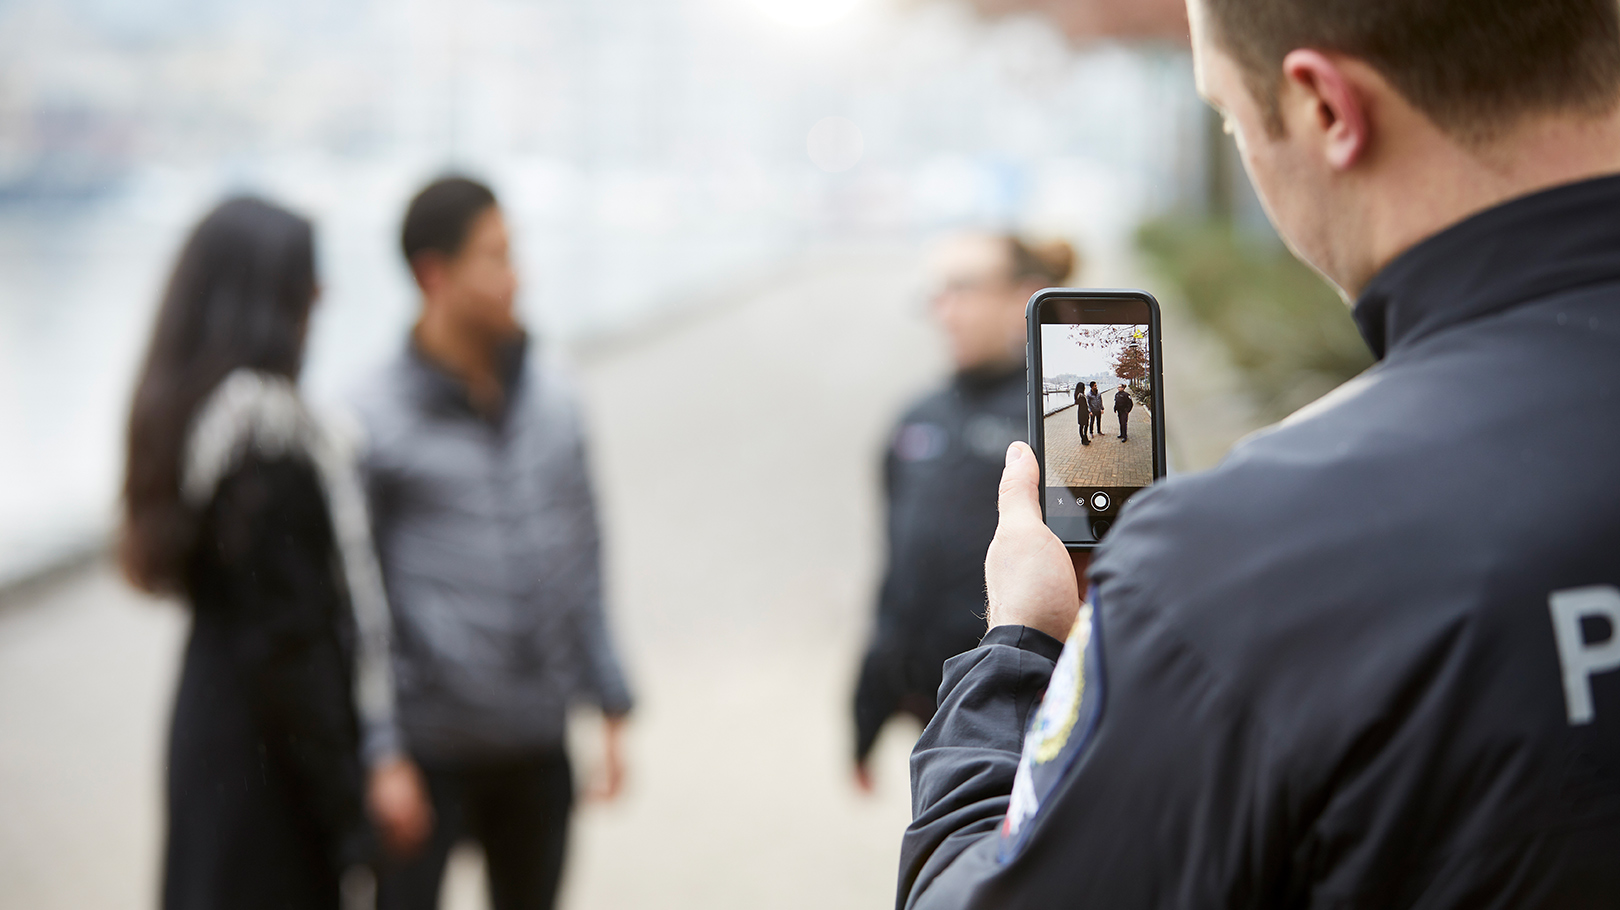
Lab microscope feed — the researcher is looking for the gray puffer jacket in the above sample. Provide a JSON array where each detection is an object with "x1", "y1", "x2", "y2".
[{"x1": 350, "y1": 337, "x2": 631, "y2": 762}]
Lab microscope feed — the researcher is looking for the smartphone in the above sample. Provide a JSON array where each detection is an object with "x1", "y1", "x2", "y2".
[{"x1": 1026, "y1": 289, "x2": 1166, "y2": 549}]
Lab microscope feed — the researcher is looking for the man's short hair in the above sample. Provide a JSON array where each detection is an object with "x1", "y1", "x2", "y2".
[
  {"x1": 1204, "y1": 0, "x2": 1620, "y2": 142},
  {"x1": 401, "y1": 176, "x2": 498, "y2": 265}
]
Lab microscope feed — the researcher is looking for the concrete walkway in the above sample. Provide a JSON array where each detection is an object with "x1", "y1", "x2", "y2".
[{"x1": 556, "y1": 245, "x2": 943, "y2": 909}]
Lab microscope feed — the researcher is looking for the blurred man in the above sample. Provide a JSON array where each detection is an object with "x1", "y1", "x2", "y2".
[
  {"x1": 902, "y1": 0, "x2": 1620, "y2": 906},
  {"x1": 353, "y1": 177, "x2": 632, "y2": 910},
  {"x1": 851, "y1": 233, "x2": 1074, "y2": 791}
]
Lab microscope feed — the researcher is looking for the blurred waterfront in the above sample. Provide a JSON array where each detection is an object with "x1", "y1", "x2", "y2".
[
  {"x1": 0, "y1": 0, "x2": 1206, "y2": 585},
  {"x1": 0, "y1": 0, "x2": 1299, "y2": 907}
]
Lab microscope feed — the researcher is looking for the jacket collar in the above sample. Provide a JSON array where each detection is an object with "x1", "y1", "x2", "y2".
[
  {"x1": 1353, "y1": 173, "x2": 1620, "y2": 360},
  {"x1": 954, "y1": 361, "x2": 1023, "y2": 396},
  {"x1": 404, "y1": 331, "x2": 531, "y2": 424}
]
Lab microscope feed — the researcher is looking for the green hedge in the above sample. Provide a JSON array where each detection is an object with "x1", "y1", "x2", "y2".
[{"x1": 1136, "y1": 216, "x2": 1374, "y2": 420}]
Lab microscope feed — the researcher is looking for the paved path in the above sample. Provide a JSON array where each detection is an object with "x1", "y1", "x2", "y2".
[
  {"x1": 0, "y1": 568, "x2": 179, "y2": 910},
  {"x1": 1043, "y1": 403, "x2": 1154, "y2": 487}
]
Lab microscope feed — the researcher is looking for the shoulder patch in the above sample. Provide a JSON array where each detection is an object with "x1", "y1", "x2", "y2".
[{"x1": 999, "y1": 600, "x2": 1106, "y2": 860}]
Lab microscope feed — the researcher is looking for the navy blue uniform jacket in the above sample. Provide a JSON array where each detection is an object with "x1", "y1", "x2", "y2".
[
  {"x1": 855, "y1": 366, "x2": 1026, "y2": 763},
  {"x1": 901, "y1": 176, "x2": 1620, "y2": 908}
]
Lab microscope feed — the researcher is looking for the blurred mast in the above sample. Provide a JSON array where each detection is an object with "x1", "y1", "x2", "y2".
[{"x1": 445, "y1": 0, "x2": 465, "y2": 165}]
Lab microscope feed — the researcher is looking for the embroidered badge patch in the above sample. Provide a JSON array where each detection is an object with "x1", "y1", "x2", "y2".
[{"x1": 999, "y1": 601, "x2": 1105, "y2": 860}]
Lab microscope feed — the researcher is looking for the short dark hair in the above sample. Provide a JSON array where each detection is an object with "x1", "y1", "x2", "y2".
[
  {"x1": 1205, "y1": 0, "x2": 1620, "y2": 142},
  {"x1": 401, "y1": 176, "x2": 498, "y2": 265}
]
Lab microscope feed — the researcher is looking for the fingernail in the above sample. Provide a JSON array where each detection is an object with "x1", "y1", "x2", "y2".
[{"x1": 1006, "y1": 442, "x2": 1023, "y2": 465}]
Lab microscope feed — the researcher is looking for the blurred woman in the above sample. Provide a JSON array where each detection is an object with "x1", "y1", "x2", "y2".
[
  {"x1": 121, "y1": 197, "x2": 425, "y2": 909},
  {"x1": 851, "y1": 232, "x2": 1076, "y2": 790}
]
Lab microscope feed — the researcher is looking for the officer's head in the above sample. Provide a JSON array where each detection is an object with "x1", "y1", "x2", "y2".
[
  {"x1": 1188, "y1": 0, "x2": 1620, "y2": 299},
  {"x1": 928, "y1": 233, "x2": 1078, "y2": 372}
]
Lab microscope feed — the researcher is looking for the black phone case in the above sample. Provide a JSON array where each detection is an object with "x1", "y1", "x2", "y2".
[{"x1": 1025, "y1": 288, "x2": 1168, "y2": 550}]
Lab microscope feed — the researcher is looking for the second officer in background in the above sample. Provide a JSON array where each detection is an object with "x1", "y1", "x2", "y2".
[{"x1": 851, "y1": 233, "x2": 1075, "y2": 790}]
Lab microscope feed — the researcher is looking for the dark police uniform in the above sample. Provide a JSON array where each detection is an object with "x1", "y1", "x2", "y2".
[
  {"x1": 901, "y1": 177, "x2": 1620, "y2": 909},
  {"x1": 854, "y1": 364, "x2": 1026, "y2": 767},
  {"x1": 1113, "y1": 388, "x2": 1133, "y2": 440}
]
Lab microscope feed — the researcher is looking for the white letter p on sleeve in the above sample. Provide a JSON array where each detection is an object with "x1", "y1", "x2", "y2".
[{"x1": 1549, "y1": 586, "x2": 1620, "y2": 725}]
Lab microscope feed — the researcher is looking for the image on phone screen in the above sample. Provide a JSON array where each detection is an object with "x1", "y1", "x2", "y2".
[{"x1": 1028, "y1": 291, "x2": 1164, "y2": 547}]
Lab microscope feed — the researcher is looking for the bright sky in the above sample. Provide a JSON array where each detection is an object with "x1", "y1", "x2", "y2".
[
  {"x1": 744, "y1": 0, "x2": 867, "y2": 28},
  {"x1": 1040, "y1": 323, "x2": 1147, "y2": 379}
]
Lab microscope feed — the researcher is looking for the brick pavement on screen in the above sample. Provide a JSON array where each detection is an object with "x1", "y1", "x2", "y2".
[{"x1": 1044, "y1": 404, "x2": 1154, "y2": 487}]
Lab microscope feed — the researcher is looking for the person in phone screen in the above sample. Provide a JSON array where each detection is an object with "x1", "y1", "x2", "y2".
[
  {"x1": 1087, "y1": 381, "x2": 1103, "y2": 436},
  {"x1": 1114, "y1": 385, "x2": 1134, "y2": 441},
  {"x1": 1074, "y1": 382, "x2": 1091, "y2": 445}
]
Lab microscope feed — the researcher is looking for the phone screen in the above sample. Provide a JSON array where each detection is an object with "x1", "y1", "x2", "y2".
[{"x1": 1027, "y1": 291, "x2": 1165, "y2": 547}]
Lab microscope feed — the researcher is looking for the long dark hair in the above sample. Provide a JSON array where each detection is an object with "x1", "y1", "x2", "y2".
[{"x1": 120, "y1": 197, "x2": 317, "y2": 595}]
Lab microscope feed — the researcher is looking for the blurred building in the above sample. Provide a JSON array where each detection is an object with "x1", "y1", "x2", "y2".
[{"x1": 963, "y1": 0, "x2": 1187, "y2": 42}]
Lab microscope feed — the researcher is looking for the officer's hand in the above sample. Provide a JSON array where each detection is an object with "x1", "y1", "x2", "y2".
[{"x1": 986, "y1": 442, "x2": 1088, "y2": 641}]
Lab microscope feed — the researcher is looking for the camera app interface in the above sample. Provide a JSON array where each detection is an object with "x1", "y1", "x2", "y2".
[{"x1": 1040, "y1": 318, "x2": 1155, "y2": 542}]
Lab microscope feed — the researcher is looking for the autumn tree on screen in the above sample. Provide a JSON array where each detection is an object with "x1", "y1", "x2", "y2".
[
  {"x1": 1113, "y1": 341, "x2": 1148, "y2": 382},
  {"x1": 1113, "y1": 341, "x2": 1153, "y2": 411},
  {"x1": 1066, "y1": 324, "x2": 1154, "y2": 410}
]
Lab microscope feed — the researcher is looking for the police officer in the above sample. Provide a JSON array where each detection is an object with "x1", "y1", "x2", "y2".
[
  {"x1": 1111, "y1": 385, "x2": 1132, "y2": 441},
  {"x1": 900, "y1": 0, "x2": 1620, "y2": 906},
  {"x1": 852, "y1": 232, "x2": 1074, "y2": 791}
]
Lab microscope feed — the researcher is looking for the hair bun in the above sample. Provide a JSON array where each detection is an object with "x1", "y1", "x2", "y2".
[
  {"x1": 1031, "y1": 240, "x2": 1076, "y2": 285},
  {"x1": 1007, "y1": 236, "x2": 1079, "y2": 285}
]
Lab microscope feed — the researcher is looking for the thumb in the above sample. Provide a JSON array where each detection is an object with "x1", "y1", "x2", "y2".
[{"x1": 997, "y1": 441, "x2": 1042, "y2": 524}]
